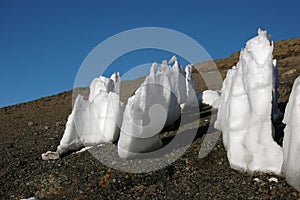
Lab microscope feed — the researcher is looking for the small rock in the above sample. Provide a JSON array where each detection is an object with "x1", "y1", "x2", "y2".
[
  {"x1": 41, "y1": 151, "x2": 59, "y2": 160},
  {"x1": 28, "y1": 121, "x2": 34, "y2": 126},
  {"x1": 268, "y1": 177, "x2": 278, "y2": 183},
  {"x1": 55, "y1": 121, "x2": 62, "y2": 126},
  {"x1": 282, "y1": 69, "x2": 297, "y2": 76},
  {"x1": 99, "y1": 174, "x2": 110, "y2": 188},
  {"x1": 135, "y1": 185, "x2": 145, "y2": 191},
  {"x1": 253, "y1": 178, "x2": 261, "y2": 183},
  {"x1": 45, "y1": 126, "x2": 49, "y2": 130}
]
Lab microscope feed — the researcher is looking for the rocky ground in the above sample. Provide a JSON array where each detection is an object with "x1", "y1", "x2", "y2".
[{"x1": 1, "y1": 38, "x2": 300, "y2": 199}]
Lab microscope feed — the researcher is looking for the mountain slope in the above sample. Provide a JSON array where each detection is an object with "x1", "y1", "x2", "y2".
[{"x1": 0, "y1": 38, "x2": 299, "y2": 199}]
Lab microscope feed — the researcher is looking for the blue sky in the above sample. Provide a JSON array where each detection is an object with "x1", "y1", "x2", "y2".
[{"x1": 0, "y1": 0, "x2": 299, "y2": 108}]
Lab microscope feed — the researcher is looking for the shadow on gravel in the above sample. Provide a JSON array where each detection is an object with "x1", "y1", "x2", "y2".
[{"x1": 60, "y1": 104, "x2": 218, "y2": 162}]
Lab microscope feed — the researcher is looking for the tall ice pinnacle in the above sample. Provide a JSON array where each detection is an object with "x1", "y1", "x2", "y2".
[
  {"x1": 282, "y1": 76, "x2": 300, "y2": 192},
  {"x1": 214, "y1": 29, "x2": 283, "y2": 174}
]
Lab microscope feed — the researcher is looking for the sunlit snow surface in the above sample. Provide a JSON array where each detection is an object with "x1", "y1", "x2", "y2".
[
  {"x1": 282, "y1": 76, "x2": 300, "y2": 191},
  {"x1": 214, "y1": 29, "x2": 283, "y2": 174}
]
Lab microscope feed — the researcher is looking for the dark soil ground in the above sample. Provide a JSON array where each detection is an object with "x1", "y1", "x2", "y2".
[{"x1": 1, "y1": 38, "x2": 300, "y2": 199}]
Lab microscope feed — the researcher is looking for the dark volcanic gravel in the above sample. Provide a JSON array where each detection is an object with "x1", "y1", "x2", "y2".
[{"x1": 1, "y1": 38, "x2": 300, "y2": 199}]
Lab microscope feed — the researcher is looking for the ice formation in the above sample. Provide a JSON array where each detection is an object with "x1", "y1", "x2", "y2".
[
  {"x1": 42, "y1": 73, "x2": 123, "y2": 160},
  {"x1": 202, "y1": 90, "x2": 220, "y2": 109},
  {"x1": 183, "y1": 64, "x2": 198, "y2": 109},
  {"x1": 214, "y1": 29, "x2": 283, "y2": 174},
  {"x1": 282, "y1": 76, "x2": 300, "y2": 192},
  {"x1": 118, "y1": 57, "x2": 197, "y2": 158},
  {"x1": 42, "y1": 55, "x2": 197, "y2": 160}
]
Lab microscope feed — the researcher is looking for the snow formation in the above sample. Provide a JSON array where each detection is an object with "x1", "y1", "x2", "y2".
[
  {"x1": 42, "y1": 56, "x2": 197, "y2": 160},
  {"x1": 42, "y1": 73, "x2": 123, "y2": 160},
  {"x1": 118, "y1": 56, "x2": 197, "y2": 158},
  {"x1": 214, "y1": 29, "x2": 283, "y2": 174},
  {"x1": 282, "y1": 76, "x2": 300, "y2": 191},
  {"x1": 202, "y1": 90, "x2": 220, "y2": 109}
]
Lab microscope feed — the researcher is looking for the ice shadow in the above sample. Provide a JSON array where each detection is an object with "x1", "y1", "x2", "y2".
[
  {"x1": 273, "y1": 101, "x2": 288, "y2": 146},
  {"x1": 128, "y1": 105, "x2": 218, "y2": 160}
]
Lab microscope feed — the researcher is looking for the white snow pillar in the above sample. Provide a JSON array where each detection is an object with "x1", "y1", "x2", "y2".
[
  {"x1": 282, "y1": 76, "x2": 300, "y2": 192},
  {"x1": 214, "y1": 29, "x2": 283, "y2": 174}
]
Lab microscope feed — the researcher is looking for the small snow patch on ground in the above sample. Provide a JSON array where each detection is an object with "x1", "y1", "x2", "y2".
[{"x1": 74, "y1": 146, "x2": 92, "y2": 154}]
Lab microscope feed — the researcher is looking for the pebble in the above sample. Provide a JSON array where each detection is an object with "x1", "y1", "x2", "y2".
[
  {"x1": 41, "y1": 151, "x2": 59, "y2": 160},
  {"x1": 268, "y1": 177, "x2": 278, "y2": 183},
  {"x1": 283, "y1": 69, "x2": 297, "y2": 76},
  {"x1": 55, "y1": 121, "x2": 62, "y2": 126},
  {"x1": 28, "y1": 121, "x2": 34, "y2": 126},
  {"x1": 253, "y1": 178, "x2": 261, "y2": 183}
]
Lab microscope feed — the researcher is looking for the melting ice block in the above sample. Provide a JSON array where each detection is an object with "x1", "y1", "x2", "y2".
[
  {"x1": 118, "y1": 57, "x2": 197, "y2": 158},
  {"x1": 214, "y1": 29, "x2": 283, "y2": 174},
  {"x1": 282, "y1": 76, "x2": 300, "y2": 192},
  {"x1": 42, "y1": 73, "x2": 123, "y2": 160}
]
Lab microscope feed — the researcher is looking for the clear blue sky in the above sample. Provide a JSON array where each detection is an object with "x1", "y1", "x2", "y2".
[{"x1": 0, "y1": 0, "x2": 299, "y2": 108}]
